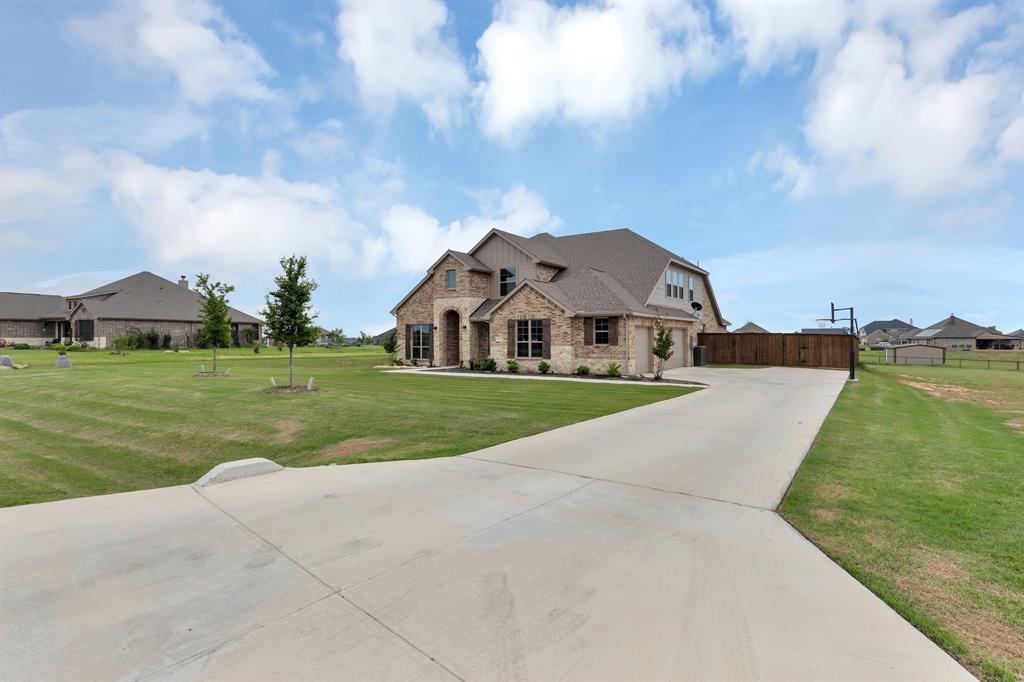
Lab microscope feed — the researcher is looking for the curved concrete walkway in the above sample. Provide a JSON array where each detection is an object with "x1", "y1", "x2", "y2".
[{"x1": 0, "y1": 367, "x2": 973, "y2": 681}]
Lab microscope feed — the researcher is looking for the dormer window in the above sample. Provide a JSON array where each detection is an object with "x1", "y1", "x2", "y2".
[
  {"x1": 500, "y1": 267, "x2": 517, "y2": 296},
  {"x1": 665, "y1": 269, "x2": 684, "y2": 300}
]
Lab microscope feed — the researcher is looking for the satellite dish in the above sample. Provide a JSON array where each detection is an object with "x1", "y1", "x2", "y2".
[{"x1": 691, "y1": 301, "x2": 703, "y2": 312}]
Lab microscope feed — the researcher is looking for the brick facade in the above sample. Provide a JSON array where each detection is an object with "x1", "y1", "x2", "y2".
[
  {"x1": 490, "y1": 286, "x2": 573, "y2": 372},
  {"x1": 61, "y1": 304, "x2": 259, "y2": 349},
  {"x1": 395, "y1": 254, "x2": 489, "y2": 366},
  {"x1": 0, "y1": 320, "x2": 59, "y2": 345}
]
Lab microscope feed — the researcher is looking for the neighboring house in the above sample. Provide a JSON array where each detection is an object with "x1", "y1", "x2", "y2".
[
  {"x1": 390, "y1": 228, "x2": 729, "y2": 374},
  {"x1": 0, "y1": 293, "x2": 69, "y2": 346},
  {"x1": 799, "y1": 327, "x2": 851, "y2": 335},
  {"x1": 0, "y1": 272, "x2": 262, "y2": 349},
  {"x1": 315, "y1": 327, "x2": 334, "y2": 346},
  {"x1": 860, "y1": 318, "x2": 915, "y2": 340},
  {"x1": 733, "y1": 321, "x2": 769, "y2": 333},
  {"x1": 1008, "y1": 329, "x2": 1024, "y2": 349},
  {"x1": 373, "y1": 327, "x2": 397, "y2": 344},
  {"x1": 911, "y1": 314, "x2": 1018, "y2": 350},
  {"x1": 864, "y1": 326, "x2": 920, "y2": 346}
]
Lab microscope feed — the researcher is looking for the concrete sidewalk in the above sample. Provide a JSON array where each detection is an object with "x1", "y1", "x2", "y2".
[{"x1": 0, "y1": 367, "x2": 973, "y2": 681}]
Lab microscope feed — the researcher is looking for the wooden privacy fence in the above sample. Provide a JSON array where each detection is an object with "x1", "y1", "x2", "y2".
[{"x1": 697, "y1": 332, "x2": 857, "y2": 370}]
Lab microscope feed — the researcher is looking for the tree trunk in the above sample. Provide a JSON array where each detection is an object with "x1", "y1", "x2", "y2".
[
  {"x1": 289, "y1": 345, "x2": 295, "y2": 386},
  {"x1": 212, "y1": 344, "x2": 218, "y2": 371}
]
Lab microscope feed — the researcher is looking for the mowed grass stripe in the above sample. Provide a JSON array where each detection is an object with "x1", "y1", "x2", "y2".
[{"x1": 0, "y1": 347, "x2": 695, "y2": 507}]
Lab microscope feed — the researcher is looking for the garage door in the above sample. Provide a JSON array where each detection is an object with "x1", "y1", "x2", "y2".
[
  {"x1": 666, "y1": 329, "x2": 686, "y2": 369},
  {"x1": 635, "y1": 326, "x2": 651, "y2": 374}
]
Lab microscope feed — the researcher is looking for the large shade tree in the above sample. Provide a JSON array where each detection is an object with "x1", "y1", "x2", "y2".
[
  {"x1": 261, "y1": 255, "x2": 319, "y2": 386},
  {"x1": 195, "y1": 273, "x2": 234, "y2": 372}
]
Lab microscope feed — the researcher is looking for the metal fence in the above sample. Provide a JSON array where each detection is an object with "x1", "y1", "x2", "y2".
[{"x1": 860, "y1": 353, "x2": 1022, "y2": 371}]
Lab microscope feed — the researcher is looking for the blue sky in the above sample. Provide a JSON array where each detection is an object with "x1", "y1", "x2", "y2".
[{"x1": 2, "y1": 0, "x2": 1022, "y2": 335}]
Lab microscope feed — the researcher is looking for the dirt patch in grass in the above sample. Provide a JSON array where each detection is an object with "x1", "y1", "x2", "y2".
[
  {"x1": 812, "y1": 507, "x2": 840, "y2": 523},
  {"x1": 313, "y1": 437, "x2": 392, "y2": 462},
  {"x1": 272, "y1": 418, "x2": 304, "y2": 444},
  {"x1": 899, "y1": 376, "x2": 1024, "y2": 434},
  {"x1": 891, "y1": 562, "x2": 1024, "y2": 666},
  {"x1": 816, "y1": 481, "x2": 855, "y2": 501}
]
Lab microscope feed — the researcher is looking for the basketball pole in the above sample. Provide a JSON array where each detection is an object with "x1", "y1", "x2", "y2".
[{"x1": 829, "y1": 302, "x2": 857, "y2": 382}]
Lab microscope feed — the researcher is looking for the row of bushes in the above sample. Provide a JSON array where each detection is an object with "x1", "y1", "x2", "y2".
[
  {"x1": 475, "y1": 358, "x2": 626, "y2": 378},
  {"x1": 50, "y1": 343, "x2": 84, "y2": 352}
]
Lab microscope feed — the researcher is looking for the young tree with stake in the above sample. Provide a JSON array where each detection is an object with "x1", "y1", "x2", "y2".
[
  {"x1": 261, "y1": 255, "x2": 319, "y2": 386},
  {"x1": 652, "y1": 319, "x2": 675, "y2": 380},
  {"x1": 195, "y1": 274, "x2": 234, "y2": 372}
]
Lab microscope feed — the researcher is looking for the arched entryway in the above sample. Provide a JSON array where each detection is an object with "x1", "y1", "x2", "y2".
[{"x1": 443, "y1": 310, "x2": 460, "y2": 366}]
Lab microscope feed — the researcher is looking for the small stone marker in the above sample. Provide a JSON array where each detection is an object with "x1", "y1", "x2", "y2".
[
  {"x1": 306, "y1": 377, "x2": 315, "y2": 391},
  {"x1": 200, "y1": 364, "x2": 206, "y2": 373},
  {"x1": 270, "y1": 377, "x2": 277, "y2": 387},
  {"x1": 55, "y1": 354, "x2": 71, "y2": 369},
  {"x1": 224, "y1": 369, "x2": 231, "y2": 376},
  {"x1": 0, "y1": 355, "x2": 14, "y2": 368}
]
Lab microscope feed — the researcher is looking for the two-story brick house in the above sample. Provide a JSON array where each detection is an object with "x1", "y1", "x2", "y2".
[{"x1": 391, "y1": 228, "x2": 729, "y2": 375}]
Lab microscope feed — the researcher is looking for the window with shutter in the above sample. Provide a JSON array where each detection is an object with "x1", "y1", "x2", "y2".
[{"x1": 515, "y1": 319, "x2": 544, "y2": 358}]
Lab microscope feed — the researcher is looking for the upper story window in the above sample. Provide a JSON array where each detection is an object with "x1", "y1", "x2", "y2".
[
  {"x1": 446, "y1": 270, "x2": 456, "y2": 289},
  {"x1": 500, "y1": 267, "x2": 517, "y2": 296},
  {"x1": 688, "y1": 276, "x2": 695, "y2": 302},
  {"x1": 594, "y1": 317, "x2": 610, "y2": 345},
  {"x1": 664, "y1": 269, "x2": 684, "y2": 300}
]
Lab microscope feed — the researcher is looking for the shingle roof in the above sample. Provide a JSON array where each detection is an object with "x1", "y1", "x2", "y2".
[
  {"x1": 862, "y1": 319, "x2": 914, "y2": 335},
  {"x1": 72, "y1": 272, "x2": 262, "y2": 324},
  {"x1": 734, "y1": 322, "x2": 769, "y2": 333},
  {"x1": 1009, "y1": 329, "x2": 1024, "y2": 339},
  {"x1": 0, "y1": 292, "x2": 67, "y2": 319},
  {"x1": 447, "y1": 250, "x2": 492, "y2": 273},
  {"x1": 800, "y1": 328, "x2": 850, "y2": 335},
  {"x1": 912, "y1": 314, "x2": 994, "y2": 340}
]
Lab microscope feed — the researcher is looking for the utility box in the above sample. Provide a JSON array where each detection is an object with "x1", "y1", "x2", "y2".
[{"x1": 693, "y1": 345, "x2": 707, "y2": 366}]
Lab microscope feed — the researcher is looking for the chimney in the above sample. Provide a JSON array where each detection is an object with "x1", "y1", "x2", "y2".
[{"x1": 178, "y1": 276, "x2": 188, "y2": 289}]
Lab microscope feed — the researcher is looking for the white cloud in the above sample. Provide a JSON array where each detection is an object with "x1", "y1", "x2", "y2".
[
  {"x1": 476, "y1": 0, "x2": 719, "y2": 143},
  {"x1": 379, "y1": 185, "x2": 562, "y2": 273},
  {"x1": 67, "y1": 0, "x2": 274, "y2": 105},
  {"x1": 748, "y1": 144, "x2": 815, "y2": 198},
  {"x1": 729, "y1": 2, "x2": 1023, "y2": 198},
  {"x1": 998, "y1": 116, "x2": 1024, "y2": 163},
  {"x1": 106, "y1": 153, "x2": 366, "y2": 273},
  {"x1": 717, "y1": 0, "x2": 848, "y2": 75},
  {"x1": 291, "y1": 118, "x2": 349, "y2": 160},
  {"x1": 336, "y1": 0, "x2": 470, "y2": 130},
  {"x1": 0, "y1": 150, "x2": 108, "y2": 224}
]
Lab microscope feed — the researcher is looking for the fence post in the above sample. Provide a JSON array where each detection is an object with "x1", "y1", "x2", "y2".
[{"x1": 987, "y1": 360, "x2": 991, "y2": 369}]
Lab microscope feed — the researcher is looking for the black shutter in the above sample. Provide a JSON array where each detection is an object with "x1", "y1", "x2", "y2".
[
  {"x1": 507, "y1": 319, "x2": 515, "y2": 358},
  {"x1": 405, "y1": 325, "x2": 411, "y2": 359},
  {"x1": 426, "y1": 327, "x2": 434, "y2": 361},
  {"x1": 542, "y1": 319, "x2": 551, "y2": 358},
  {"x1": 583, "y1": 318, "x2": 593, "y2": 345},
  {"x1": 78, "y1": 319, "x2": 94, "y2": 341},
  {"x1": 609, "y1": 317, "x2": 618, "y2": 346}
]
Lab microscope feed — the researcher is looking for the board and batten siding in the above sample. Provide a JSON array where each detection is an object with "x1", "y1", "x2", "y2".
[{"x1": 472, "y1": 235, "x2": 537, "y2": 298}]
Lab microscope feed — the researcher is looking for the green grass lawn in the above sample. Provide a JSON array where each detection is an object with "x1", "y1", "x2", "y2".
[
  {"x1": 0, "y1": 346, "x2": 695, "y2": 508},
  {"x1": 780, "y1": 363, "x2": 1023, "y2": 681}
]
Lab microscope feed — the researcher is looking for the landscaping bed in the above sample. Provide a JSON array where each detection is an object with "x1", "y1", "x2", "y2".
[{"x1": 418, "y1": 366, "x2": 704, "y2": 386}]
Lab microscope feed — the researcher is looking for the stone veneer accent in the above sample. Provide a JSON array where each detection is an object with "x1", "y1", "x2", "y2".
[
  {"x1": 395, "y1": 254, "x2": 489, "y2": 366},
  {"x1": 535, "y1": 263, "x2": 559, "y2": 283}
]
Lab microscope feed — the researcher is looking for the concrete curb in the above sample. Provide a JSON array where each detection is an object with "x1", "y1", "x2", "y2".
[{"x1": 195, "y1": 458, "x2": 283, "y2": 487}]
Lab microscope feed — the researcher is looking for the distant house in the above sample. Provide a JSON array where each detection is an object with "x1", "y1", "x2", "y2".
[
  {"x1": 1008, "y1": 329, "x2": 1024, "y2": 349},
  {"x1": 0, "y1": 272, "x2": 262, "y2": 349},
  {"x1": 864, "y1": 326, "x2": 920, "y2": 346},
  {"x1": 799, "y1": 327, "x2": 850, "y2": 335},
  {"x1": 860, "y1": 318, "x2": 915, "y2": 343},
  {"x1": 315, "y1": 327, "x2": 334, "y2": 346},
  {"x1": 372, "y1": 328, "x2": 397, "y2": 344},
  {"x1": 733, "y1": 321, "x2": 769, "y2": 333},
  {"x1": 911, "y1": 314, "x2": 1018, "y2": 350}
]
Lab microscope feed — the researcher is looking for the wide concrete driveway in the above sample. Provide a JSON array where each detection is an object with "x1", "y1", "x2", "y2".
[{"x1": 1, "y1": 367, "x2": 972, "y2": 681}]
